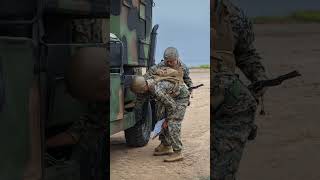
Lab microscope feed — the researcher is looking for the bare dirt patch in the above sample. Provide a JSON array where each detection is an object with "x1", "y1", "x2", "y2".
[{"x1": 110, "y1": 70, "x2": 210, "y2": 180}]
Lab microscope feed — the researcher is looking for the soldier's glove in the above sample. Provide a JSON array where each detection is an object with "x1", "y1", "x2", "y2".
[
  {"x1": 253, "y1": 87, "x2": 268, "y2": 103},
  {"x1": 252, "y1": 87, "x2": 268, "y2": 115},
  {"x1": 189, "y1": 89, "x2": 193, "y2": 96}
]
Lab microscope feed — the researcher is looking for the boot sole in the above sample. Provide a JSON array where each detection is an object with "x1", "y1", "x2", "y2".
[
  {"x1": 163, "y1": 157, "x2": 184, "y2": 162},
  {"x1": 153, "y1": 152, "x2": 174, "y2": 156}
]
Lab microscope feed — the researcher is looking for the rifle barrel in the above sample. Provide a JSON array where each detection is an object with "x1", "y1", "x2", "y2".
[{"x1": 249, "y1": 70, "x2": 301, "y2": 91}]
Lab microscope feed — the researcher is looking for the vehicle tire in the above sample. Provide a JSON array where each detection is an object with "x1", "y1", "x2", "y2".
[{"x1": 124, "y1": 101, "x2": 152, "y2": 147}]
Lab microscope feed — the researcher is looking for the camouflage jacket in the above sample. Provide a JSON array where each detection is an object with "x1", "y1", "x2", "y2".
[
  {"x1": 145, "y1": 60, "x2": 193, "y2": 89},
  {"x1": 67, "y1": 102, "x2": 107, "y2": 150},
  {"x1": 212, "y1": 0, "x2": 268, "y2": 115},
  {"x1": 135, "y1": 79, "x2": 190, "y2": 121},
  {"x1": 224, "y1": 0, "x2": 268, "y2": 82}
]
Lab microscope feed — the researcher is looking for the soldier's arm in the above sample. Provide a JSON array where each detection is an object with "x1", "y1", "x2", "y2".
[
  {"x1": 152, "y1": 82, "x2": 177, "y2": 119},
  {"x1": 47, "y1": 103, "x2": 107, "y2": 148},
  {"x1": 134, "y1": 93, "x2": 149, "y2": 118},
  {"x1": 182, "y1": 63, "x2": 193, "y2": 88},
  {"x1": 233, "y1": 11, "x2": 268, "y2": 82},
  {"x1": 144, "y1": 61, "x2": 165, "y2": 80}
]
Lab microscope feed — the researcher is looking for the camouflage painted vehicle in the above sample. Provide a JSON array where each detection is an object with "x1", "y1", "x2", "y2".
[
  {"x1": 0, "y1": 0, "x2": 158, "y2": 179},
  {"x1": 109, "y1": 0, "x2": 158, "y2": 147},
  {"x1": 0, "y1": 0, "x2": 109, "y2": 179}
]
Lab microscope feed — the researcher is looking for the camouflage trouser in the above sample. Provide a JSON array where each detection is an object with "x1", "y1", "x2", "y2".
[
  {"x1": 159, "y1": 101, "x2": 188, "y2": 151},
  {"x1": 212, "y1": 74, "x2": 257, "y2": 179},
  {"x1": 212, "y1": 110, "x2": 255, "y2": 180}
]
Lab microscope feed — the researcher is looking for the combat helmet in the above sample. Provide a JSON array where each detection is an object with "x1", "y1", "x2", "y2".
[
  {"x1": 163, "y1": 47, "x2": 179, "y2": 60},
  {"x1": 131, "y1": 76, "x2": 148, "y2": 94}
]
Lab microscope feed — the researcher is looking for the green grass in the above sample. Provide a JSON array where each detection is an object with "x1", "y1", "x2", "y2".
[
  {"x1": 253, "y1": 10, "x2": 320, "y2": 24},
  {"x1": 291, "y1": 11, "x2": 320, "y2": 22},
  {"x1": 190, "y1": 64, "x2": 210, "y2": 69}
]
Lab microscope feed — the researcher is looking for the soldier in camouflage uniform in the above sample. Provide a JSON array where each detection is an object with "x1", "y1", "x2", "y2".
[
  {"x1": 145, "y1": 47, "x2": 193, "y2": 90},
  {"x1": 131, "y1": 67, "x2": 190, "y2": 162},
  {"x1": 144, "y1": 47, "x2": 193, "y2": 154},
  {"x1": 211, "y1": 0, "x2": 268, "y2": 179},
  {"x1": 47, "y1": 19, "x2": 106, "y2": 148},
  {"x1": 46, "y1": 19, "x2": 107, "y2": 179}
]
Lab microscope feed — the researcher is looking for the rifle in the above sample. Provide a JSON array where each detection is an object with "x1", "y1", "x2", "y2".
[
  {"x1": 248, "y1": 70, "x2": 301, "y2": 93},
  {"x1": 248, "y1": 70, "x2": 301, "y2": 115},
  {"x1": 188, "y1": 84, "x2": 204, "y2": 91}
]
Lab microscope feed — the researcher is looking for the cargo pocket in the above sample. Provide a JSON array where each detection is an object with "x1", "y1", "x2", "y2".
[{"x1": 223, "y1": 78, "x2": 241, "y2": 112}]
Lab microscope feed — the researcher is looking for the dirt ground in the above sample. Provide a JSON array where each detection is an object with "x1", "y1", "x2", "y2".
[
  {"x1": 110, "y1": 69, "x2": 210, "y2": 180},
  {"x1": 110, "y1": 23, "x2": 320, "y2": 180},
  {"x1": 238, "y1": 23, "x2": 320, "y2": 180}
]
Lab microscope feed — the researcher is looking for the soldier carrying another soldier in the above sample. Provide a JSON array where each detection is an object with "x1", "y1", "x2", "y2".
[
  {"x1": 145, "y1": 47, "x2": 193, "y2": 93},
  {"x1": 131, "y1": 65, "x2": 190, "y2": 162}
]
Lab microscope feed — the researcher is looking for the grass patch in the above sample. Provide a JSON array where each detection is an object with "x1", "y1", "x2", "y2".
[
  {"x1": 292, "y1": 10, "x2": 320, "y2": 22},
  {"x1": 190, "y1": 64, "x2": 210, "y2": 69},
  {"x1": 253, "y1": 10, "x2": 320, "y2": 24}
]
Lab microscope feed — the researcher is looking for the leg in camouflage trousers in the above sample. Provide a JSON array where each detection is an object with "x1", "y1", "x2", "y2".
[
  {"x1": 167, "y1": 120, "x2": 183, "y2": 151},
  {"x1": 212, "y1": 110, "x2": 255, "y2": 180},
  {"x1": 163, "y1": 103, "x2": 187, "y2": 162},
  {"x1": 161, "y1": 102, "x2": 187, "y2": 151}
]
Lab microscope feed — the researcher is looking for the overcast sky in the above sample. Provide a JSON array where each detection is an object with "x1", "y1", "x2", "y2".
[
  {"x1": 150, "y1": 0, "x2": 320, "y2": 66},
  {"x1": 152, "y1": 0, "x2": 210, "y2": 66}
]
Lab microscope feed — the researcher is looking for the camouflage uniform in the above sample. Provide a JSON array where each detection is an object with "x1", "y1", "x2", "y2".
[
  {"x1": 145, "y1": 60, "x2": 193, "y2": 89},
  {"x1": 152, "y1": 79, "x2": 189, "y2": 151},
  {"x1": 145, "y1": 60, "x2": 193, "y2": 123},
  {"x1": 211, "y1": 0, "x2": 268, "y2": 179},
  {"x1": 136, "y1": 78, "x2": 190, "y2": 151},
  {"x1": 69, "y1": 18, "x2": 106, "y2": 147},
  {"x1": 145, "y1": 62, "x2": 192, "y2": 150},
  {"x1": 66, "y1": 103, "x2": 107, "y2": 151}
]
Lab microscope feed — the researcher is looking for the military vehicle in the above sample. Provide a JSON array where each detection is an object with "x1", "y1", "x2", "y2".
[
  {"x1": 109, "y1": 0, "x2": 158, "y2": 147},
  {"x1": 0, "y1": 0, "x2": 158, "y2": 179}
]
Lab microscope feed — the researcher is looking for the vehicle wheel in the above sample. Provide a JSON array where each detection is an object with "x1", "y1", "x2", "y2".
[{"x1": 124, "y1": 101, "x2": 152, "y2": 147}]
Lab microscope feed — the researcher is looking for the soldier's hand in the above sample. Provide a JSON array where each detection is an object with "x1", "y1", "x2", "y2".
[
  {"x1": 254, "y1": 87, "x2": 267, "y2": 100},
  {"x1": 162, "y1": 120, "x2": 168, "y2": 129},
  {"x1": 189, "y1": 90, "x2": 193, "y2": 98}
]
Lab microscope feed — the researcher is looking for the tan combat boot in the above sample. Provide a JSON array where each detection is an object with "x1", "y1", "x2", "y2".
[
  {"x1": 163, "y1": 151, "x2": 183, "y2": 162},
  {"x1": 153, "y1": 144, "x2": 173, "y2": 156},
  {"x1": 154, "y1": 143, "x2": 165, "y2": 152}
]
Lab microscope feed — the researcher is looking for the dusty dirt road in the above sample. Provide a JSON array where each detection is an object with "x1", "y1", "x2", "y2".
[
  {"x1": 110, "y1": 69, "x2": 210, "y2": 180},
  {"x1": 238, "y1": 24, "x2": 320, "y2": 180}
]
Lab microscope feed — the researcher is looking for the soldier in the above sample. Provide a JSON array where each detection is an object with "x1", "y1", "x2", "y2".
[
  {"x1": 145, "y1": 47, "x2": 193, "y2": 91},
  {"x1": 131, "y1": 67, "x2": 190, "y2": 162},
  {"x1": 211, "y1": 0, "x2": 268, "y2": 179},
  {"x1": 144, "y1": 47, "x2": 193, "y2": 152},
  {"x1": 46, "y1": 47, "x2": 108, "y2": 179}
]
